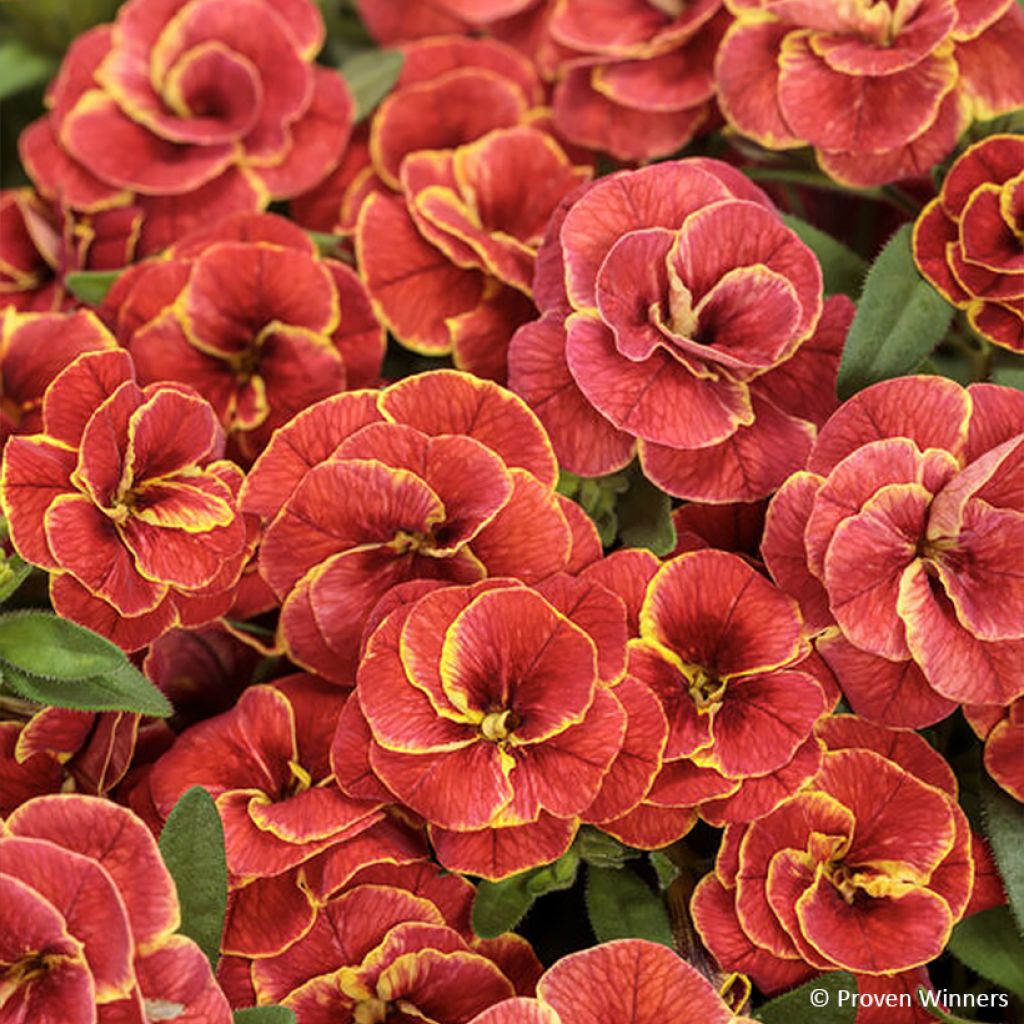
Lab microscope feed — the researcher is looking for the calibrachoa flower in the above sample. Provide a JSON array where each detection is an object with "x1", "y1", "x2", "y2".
[
  {"x1": 546, "y1": 0, "x2": 728, "y2": 162},
  {"x1": 508, "y1": 157, "x2": 855, "y2": 501},
  {"x1": 0, "y1": 189, "x2": 141, "y2": 312},
  {"x1": 335, "y1": 573, "x2": 653, "y2": 879},
  {"x1": 717, "y1": 0, "x2": 1024, "y2": 187},
  {"x1": 358, "y1": 125, "x2": 590, "y2": 380},
  {"x1": 963, "y1": 698, "x2": 1024, "y2": 803},
  {"x1": 469, "y1": 939, "x2": 757, "y2": 1024},
  {"x1": 762, "y1": 376, "x2": 1024, "y2": 727},
  {"x1": 99, "y1": 212, "x2": 384, "y2": 463},
  {"x1": 0, "y1": 308, "x2": 117, "y2": 447},
  {"x1": 1, "y1": 349, "x2": 251, "y2": 651},
  {"x1": 356, "y1": 0, "x2": 538, "y2": 43},
  {"x1": 241, "y1": 370, "x2": 589, "y2": 683},
  {"x1": 914, "y1": 133, "x2": 1024, "y2": 352},
  {"x1": 145, "y1": 675, "x2": 389, "y2": 958},
  {"x1": 596, "y1": 549, "x2": 829, "y2": 847},
  {"x1": 19, "y1": 0, "x2": 352, "y2": 255},
  {"x1": 243, "y1": 882, "x2": 540, "y2": 1023},
  {"x1": 0, "y1": 794, "x2": 231, "y2": 1023},
  {"x1": 692, "y1": 715, "x2": 974, "y2": 990}
]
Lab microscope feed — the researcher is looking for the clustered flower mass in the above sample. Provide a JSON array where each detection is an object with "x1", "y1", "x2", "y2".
[{"x1": 1, "y1": 1, "x2": 1022, "y2": 1023}]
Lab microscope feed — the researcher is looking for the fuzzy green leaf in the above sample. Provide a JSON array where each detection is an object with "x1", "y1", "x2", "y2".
[
  {"x1": 0, "y1": 661, "x2": 171, "y2": 717},
  {"x1": 837, "y1": 225, "x2": 953, "y2": 398},
  {"x1": 0, "y1": 41, "x2": 57, "y2": 100},
  {"x1": 0, "y1": 611, "x2": 126, "y2": 678},
  {"x1": 339, "y1": 50, "x2": 404, "y2": 122},
  {"x1": 471, "y1": 849, "x2": 580, "y2": 939},
  {"x1": 0, "y1": 553, "x2": 33, "y2": 603},
  {"x1": 755, "y1": 973, "x2": 857, "y2": 1023},
  {"x1": 947, "y1": 906, "x2": 1024, "y2": 999},
  {"x1": 980, "y1": 772, "x2": 1024, "y2": 934},
  {"x1": 617, "y1": 472, "x2": 675, "y2": 555},
  {"x1": 64, "y1": 269, "x2": 120, "y2": 305},
  {"x1": 781, "y1": 214, "x2": 867, "y2": 298},
  {"x1": 585, "y1": 865, "x2": 674, "y2": 947},
  {"x1": 575, "y1": 828, "x2": 640, "y2": 870},
  {"x1": 159, "y1": 787, "x2": 228, "y2": 967},
  {"x1": 233, "y1": 1009, "x2": 297, "y2": 1024}
]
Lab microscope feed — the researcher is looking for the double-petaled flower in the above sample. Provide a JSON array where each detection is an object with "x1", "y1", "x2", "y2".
[
  {"x1": 19, "y1": 0, "x2": 352, "y2": 255},
  {"x1": 241, "y1": 370, "x2": 596, "y2": 684},
  {"x1": 716, "y1": 0, "x2": 1024, "y2": 186},
  {"x1": 914, "y1": 133, "x2": 1024, "y2": 353},
  {"x1": 100, "y1": 212, "x2": 384, "y2": 464},
  {"x1": 1, "y1": 794, "x2": 231, "y2": 1023},
  {"x1": 763, "y1": 376, "x2": 1024, "y2": 727},
  {"x1": 693, "y1": 715, "x2": 975, "y2": 992},
  {"x1": 1, "y1": 349, "x2": 250, "y2": 650},
  {"x1": 509, "y1": 157, "x2": 854, "y2": 502}
]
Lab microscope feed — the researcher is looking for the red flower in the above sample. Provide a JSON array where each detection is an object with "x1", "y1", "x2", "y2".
[
  {"x1": 692, "y1": 715, "x2": 974, "y2": 988},
  {"x1": 914, "y1": 133, "x2": 1024, "y2": 353},
  {"x1": 0, "y1": 308, "x2": 117, "y2": 447},
  {"x1": 355, "y1": 0, "x2": 538, "y2": 43},
  {"x1": 100, "y1": 212, "x2": 384, "y2": 464},
  {"x1": 19, "y1": 0, "x2": 352, "y2": 255},
  {"x1": 1, "y1": 349, "x2": 250, "y2": 650},
  {"x1": 333, "y1": 575, "x2": 645, "y2": 879},
  {"x1": 470, "y1": 939, "x2": 757, "y2": 1024},
  {"x1": 716, "y1": 0, "x2": 1024, "y2": 187},
  {"x1": 240, "y1": 882, "x2": 539, "y2": 1023},
  {"x1": 508, "y1": 157, "x2": 854, "y2": 501},
  {"x1": 545, "y1": 0, "x2": 728, "y2": 162},
  {"x1": 241, "y1": 370, "x2": 587, "y2": 684},
  {"x1": 964, "y1": 698, "x2": 1024, "y2": 803},
  {"x1": 762, "y1": 376, "x2": 1024, "y2": 726},
  {"x1": 1, "y1": 794, "x2": 231, "y2": 1023}
]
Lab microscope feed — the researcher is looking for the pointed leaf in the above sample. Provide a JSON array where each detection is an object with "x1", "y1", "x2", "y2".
[
  {"x1": 755, "y1": 973, "x2": 857, "y2": 1024},
  {"x1": 837, "y1": 225, "x2": 953, "y2": 398},
  {"x1": 0, "y1": 610, "x2": 126, "y2": 678},
  {"x1": 472, "y1": 849, "x2": 580, "y2": 939},
  {"x1": 576, "y1": 828, "x2": 640, "y2": 869},
  {"x1": 585, "y1": 865, "x2": 674, "y2": 946},
  {"x1": 947, "y1": 907, "x2": 1024, "y2": 999},
  {"x1": 339, "y1": 49, "x2": 404, "y2": 122},
  {"x1": 781, "y1": 214, "x2": 867, "y2": 298},
  {"x1": 981, "y1": 772, "x2": 1024, "y2": 934},
  {"x1": 0, "y1": 553, "x2": 33, "y2": 603},
  {"x1": 159, "y1": 786, "x2": 229, "y2": 967},
  {"x1": 64, "y1": 269, "x2": 120, "y2": 305}
]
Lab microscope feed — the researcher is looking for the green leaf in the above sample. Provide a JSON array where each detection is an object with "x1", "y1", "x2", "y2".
[
  {"x1": 914, "y1": 992, "x2": 983, "y2": 1024},
  {"x1": 0, "y1": 660, "x2": 172, "y2": 717},
  {"x1": 64, "y1": 269, "x2": 120, "y2": 305},
  {"x1": 339, "y1": 50, "x2": 404, "y2": 122},
  {"x1": 233, "y1": 1009, "x2": 297, "y2": 1024},
  {"x1": 159, "y1": 786, "x2": 228, "y2": 967},
  {"x1": 585, "y1": 865, "x2": 674, "y2": 947},
  {"x1": 980, "y1": 772, "x2": 1024, "y2": 934},
  {"x1": 471, "y1": 849, "x2": 580, "y2": 939},
  {"x1": 0, "y1": 40, "x2": 57, "y2": 100},
  {"x1": 948, "y1": 906, "x2": 1024, "y2": 999},
  {"x1": 649, "y1": 850, "x2": 680, "y2": 890},
  {"x1": 781, "y1": 214, "x2": 867, "y2": 298},
  {"x1": 837, "y1": 224, "x2": 953, "y2": 398},
  {"x1": 0, "y1": 611, "x2": 125, "y2": 679},
  {"x1": 755, "y1": 973, "x2": 858, "y2": 1024},
  {"x1": 0, "y1": 553, "x2": 33, "y2": 603},
  {"x1": 575, "y1": 827, "x2": 641, "y2": 869},
  {"x1": 617, "y1": 471, "x2": 676, "y2": 555}
]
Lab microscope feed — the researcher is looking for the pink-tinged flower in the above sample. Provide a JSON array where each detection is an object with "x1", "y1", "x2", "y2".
[
  {"x1": 99, "y1": 211, "x2": 384, "y2": 464},
  {"x1": 1, "y1": 349, "x2": 251, "y2": 651},
  {"x1": 356, "y1": 0, "x2": 539, "y2": 43},
  {"x1": 357, "y1": 124, "x2": 589, "y2": 381},
  {"x1": 762, "y1": 376, "x2": 1024, "y2": 727},
  {"x1": 240, "y1": 370, "x2": 586, "y2": 685},
  {"x1": 0, "y1": 794, "x2": 231, "y2": 1023},
  {"x1": 544, "y1": 0, "x2": 729, "y2": 162},
  {"x1": 0, "y1": 308, "x2": 117, "y2": 447},
  {"x1": 669, "y1": 499, "x2": 767, "y2": 560},
  {"x1": 19, "y1": 0, "x2": 353, "y2": 256},
  {"x1": 508, "y1": 157, "x2": 855, "y2": 501},
  {"x1": 596, "y1": 549, "x2": 828, "y2": 846},
  {"x1": 333, "y1": 574, "x2": 650, "y2": 880},
  {"x1": 238, "y1": 882, "x2": 539, "y2": 1023},
  {"x1": 964, "y1": 698, "x2": 1024, "y2": 803},
  {"x1": 692, "y1": 715, "x2": 974, "y2": 989},
  {"x1": 914, "y1": 134, "x2": 1024, "y2": 352},
  {"x1": 469, "y1": 939, "x2": 757, "y2": 1024},
  {"x1": 717, "y1": 0, "x2": 1024, "y2": 187}
]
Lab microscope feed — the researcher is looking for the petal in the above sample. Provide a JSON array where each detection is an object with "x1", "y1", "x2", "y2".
[
  {"x1": 42, "y1": 349, "x2": 135, "y2": 449},
  {"x1": 133, "y1": 935, "x2": 232, "y2": 1023}
]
